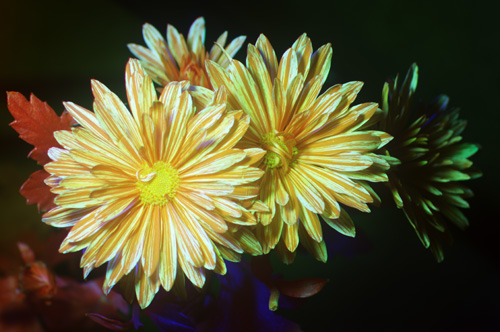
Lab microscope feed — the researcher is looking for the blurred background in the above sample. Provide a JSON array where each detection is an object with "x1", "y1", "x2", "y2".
[{"x1": 0, "y1": 0, "x2": 498, "y2": 331}]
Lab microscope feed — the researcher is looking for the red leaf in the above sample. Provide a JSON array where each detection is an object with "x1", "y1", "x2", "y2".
[
  {"x1": 275, "y1": 278, "x2": 329, "y2": 298},
  {"x1": 7, "y1": 92, "x2": 74, "y2": 212},
  {"x1": 87, "y1": 313, "x2": 134, "y2": 331},
  {"x1": 20, "y1": 169, "x2": 56, "y2": 212},
  {"x1": 7, "y1": 91, "x2": 74, "y2": 165}
]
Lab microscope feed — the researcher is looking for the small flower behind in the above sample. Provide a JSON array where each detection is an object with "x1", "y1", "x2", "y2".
[
  {"x1": 375, "y1": 63, "x2": 481, "y2": 261},
  {"x1": 41, "y1": 58, "x2": 265, "y2": 308},
  {"x1": 128, "y1": 17, "x2": 246, "y2": 89}
]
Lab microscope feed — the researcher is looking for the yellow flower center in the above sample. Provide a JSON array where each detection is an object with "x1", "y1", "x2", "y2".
[
  {"x1": 137, "y1": 162, "x2": 180, "y2": 206},
  {"x1": 261, "y1": 132, "x2": 298, "y2": 169}
]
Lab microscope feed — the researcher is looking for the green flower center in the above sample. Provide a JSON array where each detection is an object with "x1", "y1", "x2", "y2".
[{"x1": 261, "y1": 132, "x2": 298, "y2": 169}]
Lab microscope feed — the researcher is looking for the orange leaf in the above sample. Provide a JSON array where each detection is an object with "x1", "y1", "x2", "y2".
[
  {"x1": 7, "y1": 91, "x2": 74, "y2": 165},
  {"x1": 7, "y1": 92, "x2": 74, "y2": 212}
]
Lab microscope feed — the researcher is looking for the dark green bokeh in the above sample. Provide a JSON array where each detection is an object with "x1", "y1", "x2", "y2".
[{"x1": 1, "y1": 0, "x2": 498, "y2": 330}]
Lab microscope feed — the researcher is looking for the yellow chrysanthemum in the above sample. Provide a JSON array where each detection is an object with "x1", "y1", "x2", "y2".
[
  {"x1": 128, "y1": 17, "x2": 246, "y2": 89},
  {"x1": 42, "y1": 59, "x2": 265, "y2": 308},
  {"x1": 191, "y1": 34, "x2": 392, "y2": 263},
  {"x1": 377, "y1": 63, "x2": 481, "y2": 261}
]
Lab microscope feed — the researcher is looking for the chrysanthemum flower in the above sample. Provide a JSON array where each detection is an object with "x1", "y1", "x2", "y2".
[
  {"x1": 377, "y1": 63, "x2": 481, "y2": 261},
  {"x1": 191, "y1": 34, "x2": 391, "y2": 263},
  {"x1": 128, "y1": 17, "x2": 246, "y2": 89},
  {"x1": 41, "y1": 59, "x2": 265, "y2": 308}
]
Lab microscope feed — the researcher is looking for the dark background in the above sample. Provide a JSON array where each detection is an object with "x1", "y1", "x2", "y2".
[{"x1": 1, "y1": 0, "x2": 498, "y2": 331}]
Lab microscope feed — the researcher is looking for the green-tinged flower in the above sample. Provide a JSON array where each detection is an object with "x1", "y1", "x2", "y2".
[
  {"x1": 128, "y1": 17, "x2": 246, "y2": 89},
  {"x1": 190, "y1": 34, "x2": 392, "y2": 263},
  {"x1": 377, "y1": 63, "x2": 481, "y2": 261}
]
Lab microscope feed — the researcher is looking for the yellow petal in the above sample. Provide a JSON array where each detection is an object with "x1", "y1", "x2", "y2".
[
  {"x1": 92, "y1": 76, "x2": 143, "y2": 148},
  {"x1": 298, "y1": 223, "x2": 327, "y2": 262},
  {"x1": 187, "y1": 17, "x2": 205, "y2": 59},
  {"x1": 42, "y1": 207, "x2": 93, "y2": 228},
  {"x1": 322, "y1": 208, "x2": 355, "y2": 237},
  {"x1": 168, "y1": 203, "x2": 204, "y2": 268},
  {"x1": 288, "y1": 167, "x2": 325, "y2": 214},
  {"x1": 135, "y1": 264, "x2": 160, "y2": 309},
  {"x1": 283, "y1": 222, "x2": 299, "y2": 252},
  {"x1": 181, "y1": 149, "x2": 246, "y2": 177},
  {"x1": 141, "y1": 206, "x2": 162, "y2": 277},
  {"x1": 166, "y1": 23, "x2": 189, "y2": 66},
  {"x1": 306, "y1": 43, "x2": 332, "y2": 83},
  {"x1": 63, "y1": 101, "x2": 108, "y2": 140},
  {"x1": 174, "y1": 198, "x2": 217, "y2": 270},
  {"x1": 258, "y1": 171, "x2": 276, "y2": 226},
  {"x1": 213, "y1": 197, "x2": 243, "y2": 218},
  {"x1": 247, "y1": 44, "x2": 276, "y2": 127},
  {"x1": 275, "y1": 170, "x2": 289, "y2": 206},
  {"x1": 277, "y1": 48, "x2": 298, "y2": 92},
  {"x1": 159, "y1": 206, "x2": 177, "y2": 291},
  {"x1": 178, "y1": 254, "x2": 205, "y2": 288},
  {"x1": 180, "y1": 193, "x2": 227, "y2": 234},
  {"x1": 233, "y1": 228, "x2": 263, "y2": 256},
  {"x1": 219, "y1": 35, "x2": 247, "y2": 68},
  {"x1": 255, "y1": 34, "x2": 279, "y2": 80},
  {"x1": 256, "y1": 214, "x2": 283, "y2": 253},
  {"x1": 299, "y1": 205, "x2": 323, "y2": 243}
]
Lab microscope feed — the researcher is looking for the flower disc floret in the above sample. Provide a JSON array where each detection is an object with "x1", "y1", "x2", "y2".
[
  {"x1": 137, "y1": 162, "x2": 179, "y2": 206},
  {"x1": 261, "y1": 132, "x2": 295, "y2": 169}
]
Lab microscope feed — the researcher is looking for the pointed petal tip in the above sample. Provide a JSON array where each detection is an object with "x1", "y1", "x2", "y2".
[
  {"x1": 126, "y1": 57, "x2": 143, "y2": 70},
  {"x1": 257, "y1": 33, "x2": 270, "y2": 44},
  {"x1": 90, "y1": 78, "x2": 105, "y2": 91},
  {"x1": 194, "y1": 16, "x2": 205, "y2": 24}
]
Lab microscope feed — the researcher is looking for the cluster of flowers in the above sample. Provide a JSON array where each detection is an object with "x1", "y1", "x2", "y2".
[{"x1": 4, "y1": 17, "x2": 480, "y2": 331}]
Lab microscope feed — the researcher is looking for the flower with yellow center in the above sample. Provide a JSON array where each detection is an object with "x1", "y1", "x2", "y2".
[
  {"x1": 128, "y1": 17, "x2": 246, "y2": 89},
  {"x1": 191, "y1": 34, "x2": 392, "y2": 263},
  {"x1": 41, "y1": 59, "x2": 265, "y2": 308}
]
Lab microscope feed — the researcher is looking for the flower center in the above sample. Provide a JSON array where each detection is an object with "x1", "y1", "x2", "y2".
[
  {"x1": 261, "y1": 132, "x2": 298, "y2": 170},
  {"x1": 179, "y1": 53, "x2": 210, "y2": 88},
  {"x1": 137, "y1": 162, "x2": 180, "y2": 206}
]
